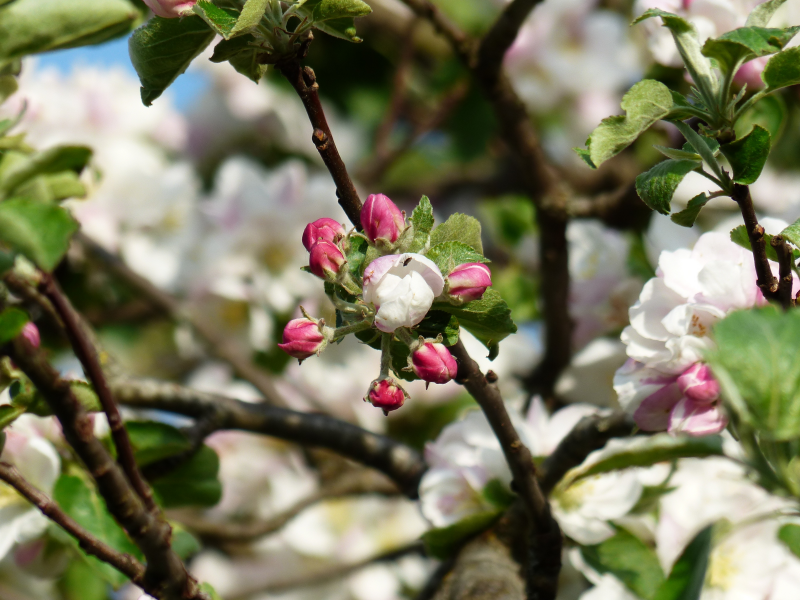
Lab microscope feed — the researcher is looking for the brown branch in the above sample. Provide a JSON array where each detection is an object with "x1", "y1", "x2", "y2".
[
  {"x1": 476, "y1": 0, "x2": 544, "y2": 78},
  {"x1": 275, "y1": 53, "x2": 363, "y2": 228},
  {"x1": 449, "y1": 340, "x2": 561, "y2": 600},
  {"x1": 76, "y1": 233, "x2": 287, "y2": 407},
  {"x1": 109, "y1": 377, "x2": 427, "y2": 498},
  {"x1": 770, "y1": 234, "x2": 794, "y2": 310},
  {"x1": 3, "y1": 338, "x2": 203, "y2": 600},
  {"x1": 0, "y1": 462, "x2": 148, "y2": 588},
  {"x1": 733, "y1": 184, "x2": 779, "y2": 302},
  {"x1": 395, "y1": 0, "x2": 472, "y2": 62},
  {"x1": 39, "y1": 273, "x2": 156, "y2": 513}
]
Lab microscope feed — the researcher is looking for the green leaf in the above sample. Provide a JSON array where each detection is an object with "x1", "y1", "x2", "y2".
[
  {"x1": 129, "y1": 15, "x2": 215, "y2": 106},
  {"x1": 729, "y1": 224, "x2": 798, "y2": 263},
  {"x1": 635, "y1": 159, "x2": 701, "y2": 215},
  {"x1": 125, "y1": 421, "x2": 193, "y2": 467},
  {"x1": 209, "y1": 35, "x2": 267, "y2": 83},
  {"x1": 778, "y1": 524, "x2": 800, "y2": 559},
  {"x1": 430, "y1": 212, "x2": 483, "y2": 254},
  {"x1": 707, "y1": 307, "x2": 800, "y2": 440},
  {"x1": 582, "y1": 80, "x2": 677, "y2": 169},
  {"x1": 652, "y1": 525, "x2": 713, "y2": 600},
  {"x1": 151, "y1": 445, "x2": 222, "y2": 508},
  {"x1": 421, "y1": 509, "x2": 503, "y2": 559},
  {"x1": 780, "y1": 218, "x2": 800, "y2": 250},
  {"x1": 0, "y1": 404, "x2": 26, "y2": 430},
  {"x1": 0, "y1": 145, "x2": 91, "y2": 198},
  {"x1": 702, "y1": 26, "x2": 799, "y2": 75},
  {"x1": 230, "y1": 0, "x2": 269, "y2": 37},
  {"x1": 434, "y1": 288, "x2": 516, "y2": 356},
  {"x1": 0, "y1": 198, "x2": 78, "y2": 271},
  {"x1": 297, "y1": 0, "x2": 373, "y2": 42},
  {"x1": 762, "y1": 46, "x2": 800, "y2": 92},
  {"x1": 633, "y1": 10, "x2": 718, "y2": 104},
  {"x1": 415, "y1": 310, "x2": 460, "y2": 346},
  {"x1": 747, "y1": 0, "x2": 788, "y2": 27},
  {"x1": 199, "y1": 583, "x2": 224, "y2": 600},
  {"x1": 581, "y1": 528, "x2": 665, "y2": 599},
  {"x1": 426, "y1": 241, "x2": 488, "y2": 276},
  {"x1": 0, "y1": 74, "x2": 17, "y2": 104},
  {"x1": 58, "y1": 559, "x2": 109, "y2": 600},
  {"x1": 653, "y1": 145, "x2": 705, "y2": 161},
  {"x1": 482, "y1": 479, "x2": 516, "y2": 509},
  {"x1": 192, "y1": 0, "x2": 238, "y2": 38},
  {"x1": 0, "y1": 306, "x2": 28, "y2": 344},
  {"x1": 345, "y1": 234, "x2": 368, "y2": 282},
  {"x1": 53, "y1": 475, "x2": 143, "y2": 588},
  {"x1": 719, "y1": 124, "x2": 771, "y2": 184},
  {"x1": 0, "y1": 0, "x2": 137, "y2": 66},
  {"x1": 407, "y1": 195, "x2": 435, "y2": 253},
  {"x1": 563, "y1": 434, "x2": 724, "y2": 486},
  {"x1": 671, "y1": 193, "x2": 710, "y2": 227},
  {"x1": 171, "y1": 523, "x2": 201, "y2": 560}
]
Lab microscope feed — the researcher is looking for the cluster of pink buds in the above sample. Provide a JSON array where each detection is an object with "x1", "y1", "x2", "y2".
[{"x1": 301, "y1": 218, "x2": 355, "y2": 287}]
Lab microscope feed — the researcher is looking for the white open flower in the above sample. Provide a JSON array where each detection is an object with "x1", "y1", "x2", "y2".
[{"x1": 362, "y1": 253, "x2": 444, "y2": 333}]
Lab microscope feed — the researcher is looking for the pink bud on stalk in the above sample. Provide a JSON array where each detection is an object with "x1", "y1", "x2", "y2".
[
  {"x1": 21, "y1": 322, "x2": 40, "y2": 349},
  {"x1": 309, "y1": 240, "x2": 346, "y2": 279},
  {"x1": 302, "y1": 218, "x2": 346, "y2": 252},
  {"x1": 445, "y1": 263, "x2": 492, "y2": 303},
  {"x1": 143, "y1": 0, "x2": 197, "y2": 18},
  {"x1": 677, "y1": 363, "x2": 720, "y2": 403},
  {"x1": 366, "y1": 378, "x2": 406, "y2": 415},
  {"x1": 278, "y1": 317, "x2": 327, "y2": 362},
  {"x1": 360, "y1": 193, "x2": 406, "y2": 245},
  {"x1": 411, "y1": 342, "x2": 458, "y2": 385}
]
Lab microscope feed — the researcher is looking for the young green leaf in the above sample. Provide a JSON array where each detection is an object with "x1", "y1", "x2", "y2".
[
  {"x1": 652, "y1": 525, "x2": 713, "y2": 600},
  {"x1": 635, "y1": 159, "x2": 702, "y2": 215},
  {"x1": 0, "y1": 0, "x2": 137, "y2": 66},
  {"x1": 0, "y1": 404, "x2": 26, "y2": 430},
  {"x1": 708, "y1": 307, "x2": 800, "y2": 440},
  {"x1": 672, "y1": 121, "x2": 727, "y2": 184},
  {"x1": 701, "y1": 26, "x2": 799, "y2": 76},
  {"x1": 421, "y1": 509, "x2": 503, "y2": 559},
  {"x1": 229, "y1": 0, "x2": 269, "y2": 38},
  {"x1": 150, "y1": 445, "x2": 223, "y2": 508},
  {"x1": 125, "y1": 421, "x2": 193, "y2": 467},
  {"x1": 430, "y1": 212, "x2": 483, "y2": 254},
  {"x1": 407, "y1": 195, "x2": 435, "y2": 253},
  {"x1": 0, "y1": 74, "x2": 17, "y2": 104},
  {"x1": 653, "y1": 145, "x2": 703, "y2": 161},
  {"x1": 0, "y1": 145, "x2": 91, "y2": 198},
  {"x1": 192, "y1": 0, "x2": 238, "y2": 38},
  {"x1": 780, "y1": 218, "x2": 800, "y2": 250},
  {"x1": 581, "y1": 528, "x2": 665, "y2": 599},
  {"x1": 426, "y1": 241, "x2": 488, "y2": 276},
  {"x1": 719, "y1": 124, "x2": 771, "y2": 184},
  {"x1": 0, "y1": 198, "x2": 78, "y2": 271},
  {"x1": 778, "y1": 523, "x2": 800, "y2": 559},
  {"x1": 671, "y1": 193, "x2": 710, "y2": 227},
  {"x1": 0, "y1": 306, "x2": 28, "y2": 344},
  {"x1": 762, "y1": 47, "x2": 800, "y2": 91},
  {"x1": 729, "y1": 224, "x2": 798, "y2": 262},
  {"x1": 746, "y1": 0, "x2": 788, "y2": 27},
  {"x1": 297, "y1": 0, "x2": 373, "y2": 42},
  {"x1": 129, "y1": 15, "x2": 215, "y2": 106},
  {"x1": 433, "y1": 288, "x2": 516, "y2": 356}
]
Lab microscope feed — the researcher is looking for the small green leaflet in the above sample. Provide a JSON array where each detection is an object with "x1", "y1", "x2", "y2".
[
  {"x1": 671, "y1": 193, "x2": 710, "y2": 227},
  {"x1": 193, "y1": 0, "x2": 238, "y2": 38},
  {"x1": 746, "y1": 0, "x2": 788, "y2": 27},
  {"x1": 230, "y1": 0, "x2": 269, "y2": 37},
  {"x1": 720, "y1": 124, "x2": 771, "y2": 185},
  {"x1": 407, "y1": 195, "x2": 434, "y2": 253},
  {"x1": 0, "y1": 145, "x2": 92, "y2": 199},
  {"x1": 701, "y1": 26, "x2": 799, "y2": 75},
  {"x1": 729, "y1": 224, "x2": 799, "y2": 263},
  {"x1": 762, "y1": 46, "x2": 800, "y2": 92},
  {"x1": 429, "y1": 212, "x2": 484, "y2": 254},
  {"x1": 150, "y1": 445, "x2": 223, "y2": 508},
  {"x1": 296, "y1": 0, "x2": 372, "y2": 42},
  {"x1": 0, "y1": 198, "x2": 78, "y2": 271},
  {"x1": 635, "y1": 159, "x2": 701, "y2": 215},
  {"x1": 780, "y1": 217, "x2": 800, "y2": 250}
]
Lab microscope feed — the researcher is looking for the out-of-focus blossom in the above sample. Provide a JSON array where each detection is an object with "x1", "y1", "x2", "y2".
[
  {"x1": 366, "y1": 379, "x2": 406, "y2": 415},
  {"x1": 278, "y1": 317, "x2": 329, "y2": 361},
  {"x1": 360, "y1": 194, "x2": 406, "y2": 246},
  {"x1": 20, "y1": 323, "x2": 40, "y2": 349},
  {"x1": 444, "y1": 263, "x2": 492, "y2": 304},
  {"x1": 555, "y1": 338, "x2": 628, "y2": 407},
  {"x1": 143, "y1": 0, "x2": 196, "y2": 18},
  {"x1": 308, "y1": 240, "x2": 346, "y2": 279},
  {"x1": 362, "y1": 254, "x2": 444, "y2": 332},
  {"x1": 410, "y1": 342, "x2": 458, "y2": 385},
  {"x1": 302, "y1": 218, "x2": 346, "y2": 251}
]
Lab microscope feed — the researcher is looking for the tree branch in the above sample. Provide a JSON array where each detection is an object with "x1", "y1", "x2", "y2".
[
  {"x1": 109, "y1": 377, "x2": 427, "y2": 498},
  {"x1": 449, "y1": 340, "x2": 561, "y2": 600},
  {"x1": 39, "y1": 273, "x2": 156, "y2": 513},
  {"x1": 3, "y1": 338, "x2": 202, "y2": 600},
  {"x1": 476, "y1": 0, "x2": 544, "y2": 78},
  {"x1": 770, "y1": 234, "x2": 794, "y2": 310},
  {"x1": 275, "y1": 53, "x2": 363, "y2": 228},
  {"x1": 733, "y1": 184, "x2": 779, "y2": 302},
  {"x1": 0, "y1": 462, "x2": 147, "y2": 588}
]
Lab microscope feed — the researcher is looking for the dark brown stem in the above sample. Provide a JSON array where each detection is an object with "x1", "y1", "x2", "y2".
[
  {"x1": 450, "y1": 340, "x2": 561, "y2": 600},
  {"x1": 4, "y1": 338, "x2": 202, "y2": 600},
  {"x1": 770, "y1": 234, "x2": 794, "y2": 310},
  {"x1": 275, "y1": 57, "x2": 363, "y2": 228},
  {"x1": 733, "y1": 184, "x2": 779, "y2": 301},
  {"x1": 110, "y1": 377, "x2": 427, "y2": 497},
  {"x1": 0, "y1": 462, "x2": 148, "y2": 588},
  {"x1": 39, "y1": 273, "x2": 157, "y2": 514}
]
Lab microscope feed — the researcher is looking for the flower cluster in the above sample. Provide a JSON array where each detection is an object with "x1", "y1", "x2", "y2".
[{"x1": 280, "y1": 193, "x2": 495, "y2": 414}]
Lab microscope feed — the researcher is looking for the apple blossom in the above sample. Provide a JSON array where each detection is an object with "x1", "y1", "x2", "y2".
[
  {"x1": 410, "y1": 341, "x2": 458, "y2": 385},
  {"x1": 143, "y1": 0, "x2": 197, "y2": 18},
  {"x1": 360, "y1": 193, "x2": 406, "y2": 246},
  {"x1": 444, "y1": 263, "x2": 492, "y2": 304},
  {"x1": 366, "y1": 379, "x2": 406, "y2": 415},
  {"x1": 277, "y1": 316, "x2": 329, "y2": 362},
  {"x1": 302, "y1": 218, "x2": 345, "y2": 251},
  {"x1": 308, "y1": 240, "x2": 346, "y2": 279},
  {"x1": 20, "y1": 323, "x2": 40, "y2": 349},
  {"x1": 362, "y1": 253, "x2": 444, "y2": 333}
]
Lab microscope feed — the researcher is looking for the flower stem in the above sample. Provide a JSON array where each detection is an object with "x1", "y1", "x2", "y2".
[
  {"x1": 331, "y1": 319, "x2": 374, "y2": 341},
  {"x1": 379, "y1": 332, "x2": 393, "y2": 378}
]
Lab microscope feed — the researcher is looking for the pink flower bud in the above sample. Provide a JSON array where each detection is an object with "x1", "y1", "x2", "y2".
[
  {"x1": 309, "y1": 240, "x2": 346, "y2": 279},
  {"x1": 367, "y1": 379, "x2": 406, "y2": 415},
  {"x1": 445, "y1": 263, "x2": 492, "y2": 303},
  {"x1": 360, "y1": 193, "x2": 406, "y2": 244},
  {"x1": 302, "y1": 218, "x2": 346, "y2": 252},
  {"x1": 677, "y1": 363, "x2": 719, "y2": 404},
  {"x1": 21, "y1": 322, "x2": 40, "y2": 349},
  {"x1": 411, "y1": 342, "x2": 458, "y2": 385},
  {"x1": 143, "y1": 0, "x2": 197, "y2": 18},
  {"x1": 278, "y1": 318, "x2": 326, "y2": 361}
]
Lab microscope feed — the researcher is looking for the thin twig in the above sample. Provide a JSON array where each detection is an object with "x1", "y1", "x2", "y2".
[
  {"x1": 110, "y1": 377, "x2": 427, "y2": 497},
  {"x1": 476, "y1": 0, "x2": 544, "y2": 77},
  {"x1": 39, "y1": 273, "x2": 157, "y2": 513},
  {"x1": 449, "y1": 340, "x2": 561, "y2": 600},
  {"x1": 770, "y1": 234, "x2": 794, "y2": 310},
  {"x1": 0, "y1": 462, "x2": 147, "y2": 587},
  {"x1": 733, "y1": 184, "x2": 779, "y2": 301},
  {"x1": 275, "y1": 53, "x2": 363, "y2": 228}
]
